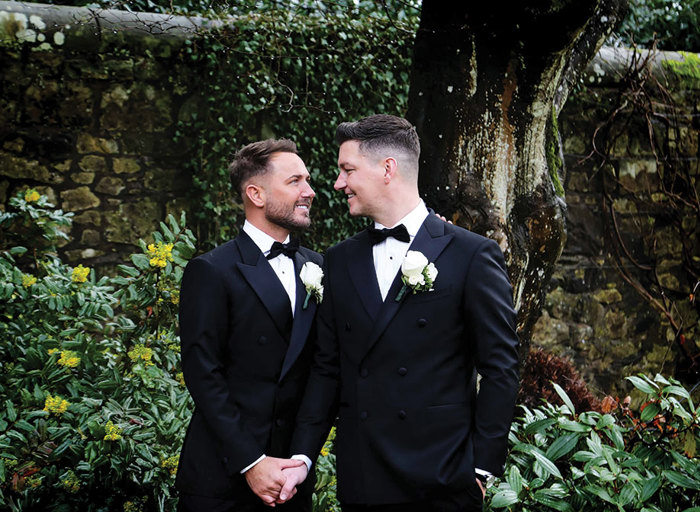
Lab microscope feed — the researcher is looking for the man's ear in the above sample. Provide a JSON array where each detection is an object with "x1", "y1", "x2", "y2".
[
  {"x1": 245, "y1": 183, "x2": 265, "y2": 208},
  {"x1": 383, "y1": 157, "x2": 398, "y2": 184}
]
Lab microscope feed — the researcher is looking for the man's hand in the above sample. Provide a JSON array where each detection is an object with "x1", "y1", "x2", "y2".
[
  {"x1": 277, "y1": 463, "x2": 309, "y2": 504},
  {"x1": 244, "y1": 457, "x2": 306, "y2": 507}
]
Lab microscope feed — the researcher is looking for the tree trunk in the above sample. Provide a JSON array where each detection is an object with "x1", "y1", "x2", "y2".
[{"x1": 407, "y1": 0, "x2": 628, "y2": 358}]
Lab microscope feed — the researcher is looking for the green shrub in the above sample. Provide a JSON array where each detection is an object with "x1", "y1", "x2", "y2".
[
  {"x1": 489, "y1": 376, "x2": 699, "y2": 511},
  {"x1": 0, "y1": 190, "x2": 196, "y2": 511}
]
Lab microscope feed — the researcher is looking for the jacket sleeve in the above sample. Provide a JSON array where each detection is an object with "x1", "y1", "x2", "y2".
[
  {"x1": 290, "y1": 257, "x2": 340, "y2": 463},
  {"x1": 179, "y1": 257, "x2": 263, "y2": 475},
  {"x1": 464, "y1": 239, "x2": 520, "y2": 476}
]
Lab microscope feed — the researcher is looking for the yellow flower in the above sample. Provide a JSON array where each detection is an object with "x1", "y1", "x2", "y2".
[
  {"x1": 147, "y1": 242, "x2": 174, "y2": 268},
  {"x1": 24, "y1": 189, "x2": 40, "y2": 202},
  {"x1": 320, "y1": 447, "x2": 329, "y2": 457},
  {"x1": 61, "y1": 470, "x2": 80, "y2": 493},
  {"x1": 22, "y1": 274, "x2": 37, "y2": 288},
  {"x1": 47, "y1": 348, "x2": 58, "y2": 355},
  {"x1": 43, "y1": 394, "x2": 70, "y2": 415},
  {"x1": 71, "y1": 265, "x2": 90, "y2": 283},
  {"x1": 58, "y1": 350, "x2": 80, "y2": 368},
  {"x1": 176, "y1": 372, "x2": 185, "y2": 386},
  {"x1": 104, "y1": 420, "x2": 122, "y2": 441},
  {"x1": 161, "y1": 455, "x2": 179, "y2": 476},
  {"x1": 128, "y1": 344, "x2": 154, "y2": 366},
  {"x1": 170, "y1": 290, "x2": 180, "y2": 305}
]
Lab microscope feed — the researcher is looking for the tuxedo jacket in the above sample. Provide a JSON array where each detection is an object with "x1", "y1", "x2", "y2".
[
  {"x1": 291, "y1": 214, "x2": 519, "y2": 505},
  {"x1": 175, "y1": 230, "x2": 322, "y2": 503}
]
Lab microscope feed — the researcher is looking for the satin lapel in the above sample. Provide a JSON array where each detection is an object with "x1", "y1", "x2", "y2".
[
  {"x1": 279, "y1": 252, "x2": 318, "y2": 381},
  {"x1": 347, "y1": 231, "x2": 383, "y2": 319},
  {"x1": 360, "y1": 215, "x2": 454, "y2": 361},
  {"x1": 235, "y1": 231, "x2": 293, "y2": 339}
]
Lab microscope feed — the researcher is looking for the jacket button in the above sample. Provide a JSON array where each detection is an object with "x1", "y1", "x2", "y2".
[
  {"x1": 360, "y1": 411, "x2": 368, "y2": 420},
  {"x1": 417, "y1": 318, "x2": 427, "y2": 327},
  {"x1": 398, "y1": 410, "x2": 407, "y2": 419},
  {"x1": 398, "y1": 367, "x2": 407, "y2": 376},
  {"x1": 258, "y1": 335, "x2": 268, "y2": 345},
  {"x1": 360, "y1": 368, "x2": 368, "y2": 378},
  {"x1": 345, "y1": 322, "x2": 351, "y2": 331}
]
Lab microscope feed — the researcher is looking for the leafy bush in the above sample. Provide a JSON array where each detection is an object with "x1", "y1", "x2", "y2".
[
  {"x1": 489, "y1": 375, "x2": 699, "y2": 511},
  {"x1": 617, "y1": 0, "x2": 700, "y2": 52},
  {"x1": 0, "y1": 190, "x2": 196, "y2": 511}
]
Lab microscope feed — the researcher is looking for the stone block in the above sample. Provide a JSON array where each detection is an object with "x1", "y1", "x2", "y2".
[
  {"x1": 80, "y1": 229, "x2": 101, "y2": 246},
  {"x1": 96, "y1": 176, "x2": 125, "y2": 195},
  {"x1": 104, "y1": 59, "x2": 134, "y2": 79},
  {"x1": 73, "y1": 210, "x2": 101, "y2": 226},
  {"x1": 76, "y1": 133, "x2": 119, "y2": 154},
  {"x1": 104, "y1": 198, "x2": 161, "y2": 244},
  {"x1": 3, "y1": 138, "x2": 24, "y2": 152},
  {"x1": 35, "y1": 186, "x2": 57, "y2": 204},
  {"x1": 0, "y1": 151, "x2": 54, "y2": 183},
  {"x1": 54, "y1": 160, "x2": 72, "y2": 173},
  {"x1": 594, "y1": 288, "x2": 623, "y2": 305},
  {"x1": 78, "y1": 155, "x2": 107, "y2": 173},
  {"x1": 60, "y1": 187, "x2": 100, "y2": 211},
  {"x1": 113, "y1": 158, "x2": 141, "y2": 174},
  {"x1": 145, "y1": 167, "x2": 187, "y2": 192},
  {"x1": 71, "y1": 172, "x2": 95, "y2": 184}
]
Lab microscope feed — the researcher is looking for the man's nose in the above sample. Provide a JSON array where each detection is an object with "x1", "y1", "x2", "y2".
[{"x1": 334, "y1": 172, "x2": 345, "y2": 191}]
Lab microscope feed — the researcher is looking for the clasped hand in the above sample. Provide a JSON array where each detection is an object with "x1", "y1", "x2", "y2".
[{"x1": 244, "y1": 457, "x2": 309, "y2": 507}]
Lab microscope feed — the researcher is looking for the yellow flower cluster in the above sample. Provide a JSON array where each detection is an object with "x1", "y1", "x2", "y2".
[
  {"x1": 176, "y1": 372, "x2": 185, "y2": 387},
  {"x1": 62, "y1": 470, "x2": 80, "y2": 493},
  {"x1": 104, "y1": 420, "x2": 122, "y2": 441},
  {"x1": 57, "y1": 350, "x2": 80, "y2": 368},
  {"x1": 320, "y1": 426, "x2": 336, "y2": 457},
  {"x1": 161, "y1": 455, "x2": 179, "y2": 476},
  {"x1": 24, "y1": 189, "x2": 40, "y2": 202},
  {"x1": 71, "y1": 264, "x2": 90, "y2": 283},
  {"x1": 128, "y1": 344, "x2": 154, "y2": 366},
  {"x1": 47, "y1": 348, "x2": 58, "y2": 355},
  {"x1": 44, "y1": 394, "x2": 70, "y2": 415},
  {"x1": 22, "y1": 274, "x2": 37, "y2": 288},
  {"x1": 147, "y1": 242, "x2": 174, "y2": 268}
]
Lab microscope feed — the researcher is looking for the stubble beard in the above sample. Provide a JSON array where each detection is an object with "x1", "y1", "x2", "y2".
[{"x1": 266, "y1": 201, "x2": 311, "y2": 232}]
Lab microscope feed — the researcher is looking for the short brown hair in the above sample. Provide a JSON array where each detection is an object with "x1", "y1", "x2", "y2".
[
  {"x1": 335, "y1": 114, "x2": 420, "y2": 162},
  {"x1": 229, "y1": 138, "x2": 298, "y2": 196}
]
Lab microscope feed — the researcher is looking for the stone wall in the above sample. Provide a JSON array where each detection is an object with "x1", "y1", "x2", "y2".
[
  {"x1": 0, "y1": 1, "x2": 203, "y2": 265},
  {"x1": 1, "y1": 3, "x2": 698, "y2": 393},
  {"x1": 533, "y1": 47, "x2": 699, "y2": 395}
]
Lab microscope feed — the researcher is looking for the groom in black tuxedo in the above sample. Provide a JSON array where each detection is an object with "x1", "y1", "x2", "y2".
[
  {"x1": 176, "y1": 139, "x2": 322, "y2": 511},
  {"x1": 284, "y1": 115, "x2": 520, "y2": 511}
]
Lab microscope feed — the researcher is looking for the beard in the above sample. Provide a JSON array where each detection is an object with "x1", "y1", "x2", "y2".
[{"x1": 265, "y1": 200, "x2": 311, "y2": 232}]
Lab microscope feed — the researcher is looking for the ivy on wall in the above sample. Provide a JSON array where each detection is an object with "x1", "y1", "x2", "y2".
[{"x1": 174, "y1": 9, "x2": 419, "y2": 252}]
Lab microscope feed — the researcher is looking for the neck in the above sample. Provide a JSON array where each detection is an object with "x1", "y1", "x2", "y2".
[
  {"x1": 245, "y1": 214, "x2": 290, "y2": 243},
  {"x1": 373, "y1": 194, "x2": 421, "y2": 227}
]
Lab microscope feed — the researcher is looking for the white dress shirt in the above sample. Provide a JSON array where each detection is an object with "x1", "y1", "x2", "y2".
[
  {"x1": 243, "y1": 220, "x2": 296, "y2": 315},
  {"x1": 373, "y1": 200, "x2": 429, "y2": 300},
  {"x1": 240, "y1": 220, "x2": 297, "y2": 474}
]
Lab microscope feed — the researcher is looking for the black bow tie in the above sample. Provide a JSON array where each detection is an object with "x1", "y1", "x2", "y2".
[
  {"x1": 267, "y1": 239, "x2": 299, "y2": 260},
  {"x1": 368, "y1": 224, "x2": 411, "y2": 245}
]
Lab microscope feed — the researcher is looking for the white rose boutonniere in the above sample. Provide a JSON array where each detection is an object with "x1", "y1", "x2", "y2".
[
  {"x1": 395, "y1": 250, "x2": 438, "y2": 302},
  {"x1": 300, "y1": 261, "x2": 324, "y2": 309}
]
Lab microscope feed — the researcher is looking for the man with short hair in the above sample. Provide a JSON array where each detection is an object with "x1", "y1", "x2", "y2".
[
  {"x1": 176, "y1": 139, "x2": 321, "y2": 511},
  {"x1": 284, "y1": 115, "x2": 520, "y2": 511}
]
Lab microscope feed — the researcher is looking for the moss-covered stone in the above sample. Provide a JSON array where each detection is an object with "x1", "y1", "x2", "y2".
[
  {"x1": 113, "y1": 158, "x2": 141, "y2": 174},
  {"x1": 60, "y1": 186, "x2": 100, "y2": 211},
  {"x1": 76, "y1": 133, "x2": 119, "y2": 154},
  {"x1": 71, "y1": 172, "x2": 95, "y2": 184},
  {"x1": 103, "y1": 198, "x2": 161, "y2": 243},
  {"x1": 594, "y1": 288, "x2": 622, "y2": 305},
  {"x1": 0, "y1": 151, "x2": 51, "y2": 181},
  {"x1": 95, "y1": 176, "x2": 125, "y2": 195},
  {"x1": 72, "y1": 210, "x2": 102, "y2": 226},
  {"x1": 80, "y1": 228, "x2": 101, "y2": 245},
  {"x1": 78, "y1": 155, "x2": 107, "y2": 174}
]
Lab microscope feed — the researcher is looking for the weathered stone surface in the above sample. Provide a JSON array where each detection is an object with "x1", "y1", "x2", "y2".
[
  {"x1": 60, "y1": 187, "x2": 100, "y2": 211},
  {"x1": 113, "y1": 158, "x2": 141, "y2": 174},
  {"x1": 80, "y1": 229, "x2": 101, "y2": 245},
  {"x1": 76, "y1": 133, "x2": 119, "y2": 154},
  {"x1": 71, "y1": 172, "x2": 95, "y2": 184},
  {"x1": 72, "y1": 210, "x2": 102, "y2": 225},
  {"x1": 594, "y1": 288, "x2": 622, "y2": 305},
  {"x1": 95, "y1": 176, "x2": 125, "y2": 195},
  {"x1": 3, "y1": 138, "x2": 24, "y2": 152},
  {"x1": 78, "y1": 155, "x2": 107, "y2": 173},
  {"x1": 0, "y1": 152, "x2": 50, "y2": 181},
  {"x1": 104, "y1": 198, "x2": 161, "y2": 243}
]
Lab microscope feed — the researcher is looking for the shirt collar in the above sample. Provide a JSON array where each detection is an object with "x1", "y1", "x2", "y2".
[
  {"x1": 375, "y1": 200, "x2": 429, "y2": 238},
  {"x1": 243, "y1": 220, "x2": 290, "y2": 255}
]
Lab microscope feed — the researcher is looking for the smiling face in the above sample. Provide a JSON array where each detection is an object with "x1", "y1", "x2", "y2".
[
  {"x1": 262, "y1": 151, "x2": 315, "y2": 232},
  {"x1": 335, "y1": 140, "x2": 386, "y2": 219}
]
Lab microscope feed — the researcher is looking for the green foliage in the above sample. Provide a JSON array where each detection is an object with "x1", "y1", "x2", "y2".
[
  {"x1": 617, "y1": 0, "x2": 700, "y2": 52},
  {"x1": 174, "y1": 7, "x2": 418, "y2": 252},
  {"x1": 313, "y1": 426, "x2": 340, "y2": 512},
  {"x1": 0, "y1": 191, "x2": 196, "y2": 511},
  {"x1": 488, "y1": 374, "x2": 699, "y2": 511}
]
